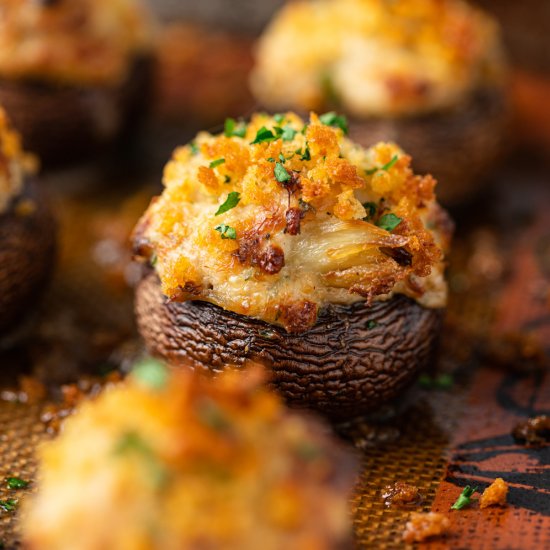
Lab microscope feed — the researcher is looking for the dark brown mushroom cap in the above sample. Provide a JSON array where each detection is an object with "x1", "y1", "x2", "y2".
[
  {"x1": 136, "y1": 272, "x2": 443, "y2": 420},
  {"x1": 476, "y1": 0, "x2": 550, "y2": 74},
  {"x1": 0, "y1": 179, "x2": 56, "y2": 337},
  {"x1": 348, "y1": 86, "x2": 510, "y2": 206},
  {"x1": 0, "y1": 55, "x2": 153, "y2": 167}
]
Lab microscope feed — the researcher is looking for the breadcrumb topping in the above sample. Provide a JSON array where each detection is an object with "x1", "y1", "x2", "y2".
[
  {"x1": 134, "y1": 112, "x2": 451, "y2": 332},
  {"x1": 0, "y1": 0, "x2": 155, "y2": 86},
  {"x1": 402, "y1": 511, "x2": 451, "y2": 543},
  {"x1": 23, "y1": 364, "x2": 355, "y2": 550},
  {"x1": 480, "y1": 478, "x2": 508, "y2": 509},
  {"x1": 0, "y1": 107, "x2": 36, "y2": 214},
  {"x1": 251, "y1": 0, "x2": 505, "y2": 117}
]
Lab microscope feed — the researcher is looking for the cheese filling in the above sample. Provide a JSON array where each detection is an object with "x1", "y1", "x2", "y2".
[
  {"x1": 251, "y1": 0, "x2": 505, "y2": 117},
  {"x1": 134, "y1": 112, "x2": 452, "y2": 332}
]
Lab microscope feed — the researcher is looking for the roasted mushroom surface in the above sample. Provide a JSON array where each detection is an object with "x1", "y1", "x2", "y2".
[
  {"x1": 250, "y1": 0, "x2": 508, "y2": 204},
  {"x1": 22, "y1": 361, "x2": 357, "y2": 550},
  {"x1": 0, "y1": 108, "x2": 55, "y2": 338},
  {"x1": 137, "y1": 272, "x2": 443, "y2": 418},
  {"x1": 0, "y1": 0, "x2": 155, "y2": 164},
  {"x1": 133, "y1": 112, "x2": 451, "y2": 417}
]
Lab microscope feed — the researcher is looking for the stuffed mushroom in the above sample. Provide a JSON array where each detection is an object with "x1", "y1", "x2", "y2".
[
  {"x1": 133, "y1": 112, "x2": 452, "y2": 419},
  {"x1": 0, "y1": 107, "x2": 55, "y2": 338},
  {"x1": 250, "y1": 0, "x2": 509, "y2": 205},
  {"x1": 22, "y1": 360, "x2": 357, "y2": 550},
  {"x1": 0, "y1": 0, "x2": 155, "y2": 165}
]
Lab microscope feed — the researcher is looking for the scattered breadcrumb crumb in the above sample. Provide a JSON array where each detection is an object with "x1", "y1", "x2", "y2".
[
  {"x1": 402, "y1": 512, "x2": 451, "y2": 543},
  {"x1": 480, "y1": 478, "x2": 508, "y2": 509}
]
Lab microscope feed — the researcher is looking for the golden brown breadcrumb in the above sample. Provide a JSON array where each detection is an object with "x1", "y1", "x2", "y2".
[
  {"x1": 22, "y1": 362, "x2": 356, "y2": 550},
  {"x1": 0, "y1": 0, "x2": 155, "y2": 86},
  {"x1": 402, "y1": 511, "x2": 451, "y2": 543},
  {"x1": 251, "y1": 0, "x2": 505, "y2": 117},
  {"x1": 480, "y1": 478, "x2": 509, "y2": 509},
  {"x1": 134, "y1": 112, "x2": 451, "y2": 332}
]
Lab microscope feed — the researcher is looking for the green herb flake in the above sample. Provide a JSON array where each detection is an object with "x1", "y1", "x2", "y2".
[
  {"x1": 215, "y1": 191, "x2": 241, "y2": 216},
  {"x1": 224, "y1": 118, "x2": 247, "y2": 138},
  {"x1": 251, "y1": 126, "x2": 278, "y2": 145},
  {"x1": 6, "y1": 477, "x2": 29, "y2": 490},
  {"x1": 295, "y1": 442, "x2": 323, "y2": 461},
  {"x1": 367, "y1": 320, "x2": 378, "y2": 330},
  {"x1": 451, "y1": 485, "x2": 478, "y2": 510},
  {"x1": 114, "y1": 432, "x2": 167, "y2": 487},
  {"x1": 267, "y1": 157, "x2": 275, "y2": 163},
  {"x1": 215, "y1": 224, "x2": 237, "y2": 240},
  {"x1": 132, "y1": 358, "x2": 168, "y2": 390},
  {"x1": 362, "y1": 202, "x2": 377, "y2": 221},
  {"x1": 0, "y1": 499, "x2": 18, "y2": 513},
  {"x1": 278, "y1": 153, "x2": 286, "y2": 163},
  {"x1": 150, "y1": 253, "x2": 158, "y2": 267},
  {"x1": 376, "y1": 213, "x2": 402, "y2": 232},
  {"x1": 197, "y1": 399, "x2": 232, "y2": 433},
  {"x1": 224, "y1": 175, "x2": 231, "y2": 184},
  {"x1": 319, "y1": 112, "x2": 349, "y2": 134},
  {"x1": 274, "y1": 162, "x2": 291, "y2": 183},
  {"x1": 190, "y1": 142, "x2": 199, "y2": 155},
  {"x1": 273, "y1": 113, "x2": 286, "y2": 124},
  {"x1": 281, "y1": 125, "x2": 298, "y2": 142},
  {"x1": 209, "y1": 158, "x2": 226, "y2": 169},
  {"x1": 366, "y1": 154, "x2": 399, "y2": 175},
  {"x1": 418, "y1": 373, "x2": 454, "y2": 390},
  {"x1": 300, "y1": 145, "x2": 311, "y2": 161}
]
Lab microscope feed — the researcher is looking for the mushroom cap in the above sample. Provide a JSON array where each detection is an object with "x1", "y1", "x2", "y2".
[
  {"x1": 136, "y1": 272, "x2": 443, "y2": 419},
  {"x1": 0, "y1": 55, "x2": 154, "y2": 166},
  {"x1": 0, "y1": 178, "x2": 56, "y2": 337}
]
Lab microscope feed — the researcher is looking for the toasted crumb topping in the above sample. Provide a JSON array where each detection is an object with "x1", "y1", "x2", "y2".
[
  {"x1": 402, "y1": 511, "x2": 451, "y2": 543},
  {"x1": 0, "y1": 0, "x2": 155, "y2": 86},
  {"x1": 0, "y1": 107, "x2": 36, "y2": 214},
  {"x1": 480, "y1": 478, "x2": 508, "y2": 509},
  {"x1": 134, "y1": 112, "x2": 451, "y2": 332},
  {"x1": 22, "y1": 364, "x2": 355, "y2": 550},
  {"x1": 251, "y1": 0, "x2": 505, "y2": 117}
]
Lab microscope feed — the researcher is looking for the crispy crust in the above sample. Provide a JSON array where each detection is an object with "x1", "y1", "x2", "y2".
[
  {"x1": 348, "y1": 87, "x2": 510, "y2": 205},
  {"x1": 0, "y1": 55, "x2": 153, "y2": 166},
  {"x1": 135, "y1": 272, "x2": 443, "y2": 419},
  {"x1": 133, "y1": 113, "x2": 449, "y2": 331},
  {"x1": 0, "y1": 179, "x2": 56, "y2": 337}
]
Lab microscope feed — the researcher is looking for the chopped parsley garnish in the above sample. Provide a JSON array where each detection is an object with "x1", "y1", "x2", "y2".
[
  {"x1": 281, "y1": 125, "x2": 297, "y2": 142},
  {"x1": 319, "y1": 111, "x2": 349, "y2": 134},
  {"x1": 362, "y1": 201, "x2": 378, "y2": 221},
  {"x1": 251, "y1": 126, "x2": 278, "y2": 145},
  {"x1": 295, "y1": 442, "x2": 323, "y2": 461},
  {"x1": 0, "y1": 499, "x2": 17, "y2": 513},
  {"x1": 451, "y1": 485, "x2": 478, "y2": 510},
  {"x1": 273, "y1": 113, "x2": 286, "y2": 124},
  {"x1": 278, "y1": 153, "x2": 286, "y2": 163},
  {"x1": 275, "y1": 162, "x2": 291, "y2": 183},
  {"x1": 419, "y1": 373, "x2": 454, "y2": 390},
  {"x1": 114, "y1": 432, "x2": 167, "y2": 487},
  {"x1": 215, "y1": 191, "x2": 241, "y2": 216},
  {"x1": 267, "y1": 157, "x2": 275, "y2": 162},
  {"x1": 150, "y1": 253, "x2": 158, "y2": 267},
  {"x1": 190, "y1": 141, "x2": 199, "y2": 155},
  {"x1": 366, "y1": 154, "x2": 399, "y2": 175},
  {"x1": 224, "y1": 175, "x2": 231, "y2": 184},
  {"x1": 132, "y1": 358, "x2": 168, "y2": 390},
  {"x1": 209, "y1": 158, "x2": 226, "y2": 169},
  {"x1": 367, "y1": 320, "x2": 378, "y2": 330},
  {"x1": 224, "y1": 117, "x2": 247, "y2": 138},
  {"x1": 376, "y1": 213, "x2": 402, "y2": 232},
  {"x1": 300, "y1": 145, "x2": 311, "y2": 161},
  {"x1": 197, "y1": 399, "x2": 232, "y2": 432},
  {"x1": 215, "y1": 224, "x2": 237, "y2": 240},
  {"x1": 5, "y1": 477, "x2": 29, "y2": 490}
]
